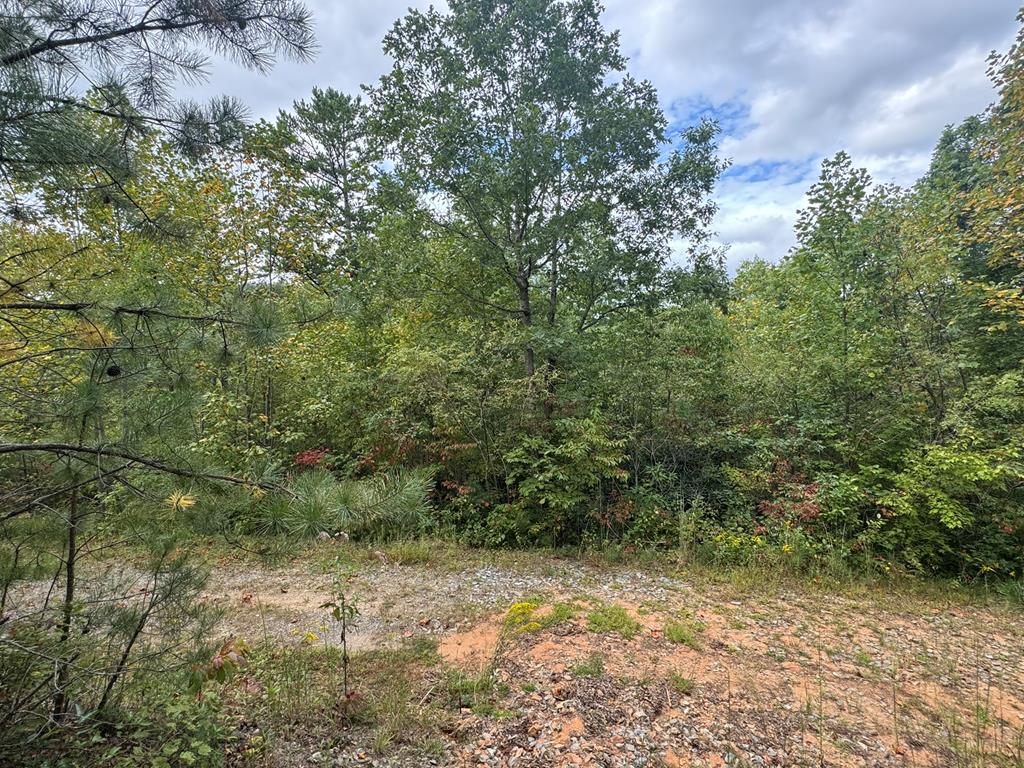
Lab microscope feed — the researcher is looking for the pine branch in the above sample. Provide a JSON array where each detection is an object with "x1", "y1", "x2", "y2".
[
  {"x1": 0, "y1": 442, "x2": 279, "y2": 492},
  {"x1": 1, "y1": 17, "x2": 211, "y2": 67}
]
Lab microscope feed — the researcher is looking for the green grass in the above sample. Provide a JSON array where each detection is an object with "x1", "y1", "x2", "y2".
[
  {"x1": 237, "y1": 635, "x2": 443, "y2": 759},
  {"x1": 853, "y1": 649, "x2": 874, "y2": 667},
  {"x1": 995, "y1": 579, "x2": 1024, "y2": 607},
  {"x1": 668, "y1": 672, "x2": 695, "y2": 695},
  {"x1": 441, "y1": 669, "x2": 519, "y2": 718},
  {"x1": 664, "y1": 618, "x2": 705, "y2": 650},
  {"x1": 469, "y1": 701, "x2": 519, "y2": 718},
  {"x1": 369, "y1": 537, "x2": 489, "y2": 568},
  {"x1": 570, "y1": 653, "x2": 606, "y2": 677},
  {"x1": 545, "y1": 602, "x2": 579, "y2": 626},
  {"x1": 443, "y1": 668, "x2": 497, "y2": 714},
  {"x1": 586, "y1": 603, "x2": 641, "y2": 639},
  {"x1": 444, "y1": 669, "x2": 493, "y2": 700}
]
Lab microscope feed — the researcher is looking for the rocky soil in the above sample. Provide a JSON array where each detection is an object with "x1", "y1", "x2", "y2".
[{"x1": 201, "y1": 543, "x2": 1024, "y2": 768}]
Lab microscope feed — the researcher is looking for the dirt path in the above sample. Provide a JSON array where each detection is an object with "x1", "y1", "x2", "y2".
[{"x1": 202, "y1": 543, "x2": 1024, "y2": 768}]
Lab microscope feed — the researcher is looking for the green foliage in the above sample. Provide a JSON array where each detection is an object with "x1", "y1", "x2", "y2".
[
  {"x1": 499, "y1": 413, "x2": 627, "y2": 545},
  {"x1": 0, "y1": 548, "x2": 223, "y2": 764},
  {"x1": 347, "y1": 468, "x2": 435, "y2": 541},
  {"x1": 723, "y1": 89, "x2": 1024, "y2": 579},
  {"x1": 253, "y1": 468, "x2": 434, "y2": 542},
  {"x1": 0, "y1": 0, "x2": 314, "y2": 188},
  {"x1": 853, "y1": 372, "x2": 1024, "y2": 576},
  {"x1": 3, "y1": 14, "x2": 1024, "y2": 768},
  {"x1": 261, "y1": 469, "x2": 346, "y2": 537},
  {"x1": 586, "y1": 604, "x2": 641, "y2": 639},
  {"x1": 372, "y1": 0, "x2": 725, "y2": 389},
  {"x1": 248, "y1": 86, "x2": 381, "y2": 282},
  {"x1": 35, "y1": 689, "x2": 230, "y2": 768},
  {"x1": 996, "y1": 579, "x2": 1024, "y2": 606},
  {"x1": 618, "y1": 475, "x2": 683, "y2": 546}
]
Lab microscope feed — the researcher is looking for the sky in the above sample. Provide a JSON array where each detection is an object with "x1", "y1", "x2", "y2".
[{"x1": 192, "y1": 0, "x2": 1021, "y2": 272}]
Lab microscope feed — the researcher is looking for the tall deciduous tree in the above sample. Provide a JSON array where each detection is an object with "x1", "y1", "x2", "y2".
[
  {"x1": 372, "y1": 0, "x2": 724, "y2": 391},
  {"x1": 969, "y1": 9, "x2": 1024, "y2": 332}
]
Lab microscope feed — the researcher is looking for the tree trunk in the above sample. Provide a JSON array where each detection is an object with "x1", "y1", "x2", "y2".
[
  {"x1": 517, "y1": 275, "x2": 535, "y2": 378},
  {"x1": 53, "y1": 489, "x2": 79, "y2": 721},
  {"x1": 543, "y1": 252, "x2": 559, "y2": 418}
]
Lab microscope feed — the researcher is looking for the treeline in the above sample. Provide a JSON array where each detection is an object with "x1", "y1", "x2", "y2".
[
  {"x1": 3, "y1": 0, "x2": 1023, "y2": 592},
  {"x1": 185, "y1": 6, "x2": 1024, "y2": 579}
]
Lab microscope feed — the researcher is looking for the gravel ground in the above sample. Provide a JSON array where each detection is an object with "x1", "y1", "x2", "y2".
[{"x1": 199, "y1": 543, "x2": 1024, "y2": 768}]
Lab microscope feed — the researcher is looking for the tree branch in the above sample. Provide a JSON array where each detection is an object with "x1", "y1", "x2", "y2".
[{"x1": 0, "y1": 443, "x2": 277, "y2": 491}]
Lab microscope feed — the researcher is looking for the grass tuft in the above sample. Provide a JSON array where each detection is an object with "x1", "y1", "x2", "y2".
[
  {"x1": 664, "y1": 617, "x2": 705, "y2": 649},
  {"x1": 570, "y1": 653, "x2": 606, "y2": 677},
  {"x1": 586, "y1": 603, "x2": 641, "y2": 639},
  {"x1": 668, "y1": 672, "x2": 695, "y2": 694}
]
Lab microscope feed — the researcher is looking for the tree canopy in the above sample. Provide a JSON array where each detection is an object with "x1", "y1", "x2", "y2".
[{"x1": 2, "y1": 3, "x2": 1024, "y2": 762}]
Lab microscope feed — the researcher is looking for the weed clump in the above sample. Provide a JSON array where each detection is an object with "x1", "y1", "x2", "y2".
[
  {"x1": 668, "y1": 672, "x2": 695, "y2": 694},
  {"x1": 586, "y1": 603, "x2": 641, "y2": 639},
  {"x1": 571, "y1": 653, "x2": 606, "y2": 677},
  {"x1": 664, "y1": 617, "x2": 705, "y2": 649},
  {"x1": 505, "y1": 599, "x2": 579, "y2": 633}
]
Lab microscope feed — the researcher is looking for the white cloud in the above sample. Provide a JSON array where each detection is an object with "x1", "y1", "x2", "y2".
[
  {"x1": 191, "y1": 0, "x2": 1021, "y2": 270},
  {"x1": 189, "y1": 0, "x2": 433, "y2": 119},
  {"x1": 602, "y1": 0, "x2": 1017, "y2": 268},
  {"x1": 712, "y1": 175, "x2": 809, "y2": 272},
  {"x1": 853, "y1": 48, "x2": 995, "y2": 161}
]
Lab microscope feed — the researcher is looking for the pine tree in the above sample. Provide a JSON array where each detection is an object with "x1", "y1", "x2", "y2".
[{"x1": 0, "y1": 0, "x2": 314, "y2": 736}]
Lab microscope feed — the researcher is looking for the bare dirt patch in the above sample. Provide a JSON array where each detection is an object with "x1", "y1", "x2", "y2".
[{"x1": 439, "y1": 614, "x2": 503, "y2": 673}]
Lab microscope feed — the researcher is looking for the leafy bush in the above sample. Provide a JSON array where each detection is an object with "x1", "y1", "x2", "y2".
[
  {"x1": 849, "y1": 373, "x2": 1024, "y2": 576},
  {"x1": 4, "y1": 685, "x2": 229, "y2": 768},
  {"x1": 498, "y1": 413, "x2": 627, "y2": 545}
]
